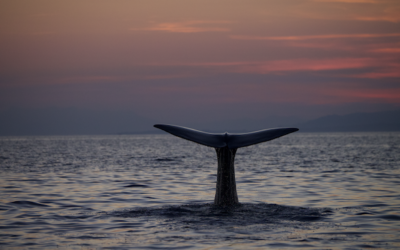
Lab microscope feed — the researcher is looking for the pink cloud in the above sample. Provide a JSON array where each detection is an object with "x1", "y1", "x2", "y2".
[
  {"x1": 351, "y1": 59, "x2": 400, "y2": 78},
  {"x1": 33, "y1": 56, "x2": 397, "y2": 86},
  {"x1": 239, "y1": 58, "x2": 400, "y2": 79},
  {"x1": 147, "y1": 58, "x2": 373, "y2": 70},
  {"x1": 354, "y1": 6, "x2": 400, "y2": 23},
  {"x1": 169, "y1": 58, "x2": 374, "y2": 75},
  {"x1": 230, "y1": 33, "x2": 400, "y2": 55},
  {"x1": 353, "y1": 70, "x2": 400, "y2": 79},
  {"x1": 230, "y1": 33, "x2": 400, "y2": 41},
  {"x1": 312, "y1": 0, "x2": 380, "y2": 3},
  {"x1": 229, "y1": 33, "x2": 400, "y2": 79},
  {"x1": 143, "y1": 57, "x2": 396, "y2": 79},
  {"x1": 233, "y1": 58, "x2": 373, "y2": 74},
  {"x1": 133, "y1": 21, "x2": 230, "y2": 33},
  {"x1": 141, "y1": 73, "x2": 194, "y2": 80},
  {"x1": 371, "y1": 48, "x2": 400, "y2": 53},
  {"x1": 355, "y1": 16, "x2": 400, "y2": 23}
]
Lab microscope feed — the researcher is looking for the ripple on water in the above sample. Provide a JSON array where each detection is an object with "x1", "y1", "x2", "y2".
[
  {"x1": 0, "y1": 133, "x2": 399, "y2": 249},
  {"x1": 111, "y1": 203, "x2": 332, "y2": 228},
  {"x1": 9, "y1": 201, "x2": 50, "y2": 207}
]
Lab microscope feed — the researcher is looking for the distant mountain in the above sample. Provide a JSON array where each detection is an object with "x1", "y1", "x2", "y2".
[
  {"x1": 1, "y1": 107, "x2": 399, "y2": 136},
  {"x1": 298, "y1": 109, "x2": 400, "y2": 132},
  {"x1": 0, "y1": 107, "x2": 157, "y2": 136},
  {"x1": 193, "y1": 115, "x2": 306, "y2": 133}
]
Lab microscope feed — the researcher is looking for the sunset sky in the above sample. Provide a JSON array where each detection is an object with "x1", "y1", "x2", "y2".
[{"x1": 1, "y1": 0, "x2": 399, "y2": 125}]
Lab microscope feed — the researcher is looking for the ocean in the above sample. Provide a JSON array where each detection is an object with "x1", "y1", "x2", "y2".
[{"x1": 0, "y1": 132, "x2": 399, "y2": 249}]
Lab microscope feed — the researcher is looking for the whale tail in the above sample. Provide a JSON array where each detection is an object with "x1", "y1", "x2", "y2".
[
  {"x1": 154, "y1": 124, "x2": 298, "y2": 149},
  {"x1": 153, "y1": 123, "x2": 299, "y2": 206}
]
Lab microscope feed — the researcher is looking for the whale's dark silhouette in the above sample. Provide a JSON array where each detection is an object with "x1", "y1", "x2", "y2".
[{"x1": 154, "y1": 124, "x2": 299, "y2": 206}]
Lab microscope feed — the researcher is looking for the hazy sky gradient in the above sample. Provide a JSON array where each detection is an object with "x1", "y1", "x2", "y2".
[{"x1": 1, "y1": 0, "x2": 399, "y2": 124}]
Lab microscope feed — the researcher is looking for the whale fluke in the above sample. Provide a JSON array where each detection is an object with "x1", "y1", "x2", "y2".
[
  {"x1": 154, "y1": 124, "x2": 226, "y2": 148},
  {"x1": 154, "y1": 124, "x2": 298, "y2": 149},
  {"x1": 154, "y1": 124, "x2": 299, "y2": 206},
  {"x1": 225, "y1": 127, "x2": 298, "y2": 149}
]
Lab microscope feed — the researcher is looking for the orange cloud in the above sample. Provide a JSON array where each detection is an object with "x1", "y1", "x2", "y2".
[
  {"x1": 355, "y1": 16, "x2": 400, "y2": 23},
  {"x1": 355, "y1": 6, "x2": 400, "y2": 22},
  {"x1": 353, "y1": 69, "x2": 400, "y2": 78},
  {"x1": 133, "y1": 21, "x2": 230, "y2": 33},
  {"x1": 239, "y1": 58, "x2": 400, "y2": 79},
  {"x1": 302, "y1": 0, "x2": 400, "y2": 23},
  {"x1": 230, "y1": 33, "x2": 400, "y2": 41},
  {"x1": 142, "y1": 73, "x2": 194, "y2": 80},
  {"x1": 313, "y1": 0, "x2": 380, "y2": 3},
  {"x1": 371, "y1": 48, "x2": 400, "y2": 53},
  {"x1": 144, "y1": 57, "x2": 391, "y2": 78},
  {"x1": 205, "y1": 58, "x2": 375, "y2": 74}
]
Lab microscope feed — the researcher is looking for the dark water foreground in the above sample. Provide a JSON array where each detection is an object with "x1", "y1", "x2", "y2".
[{"x1": 0, "y1": 133, "x2": 399, "y2": 249}]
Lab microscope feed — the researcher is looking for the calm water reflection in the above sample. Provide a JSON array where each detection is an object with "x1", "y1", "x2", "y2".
[{"x1": 0, "y1": 133, "x2": 399, "y2": 249}]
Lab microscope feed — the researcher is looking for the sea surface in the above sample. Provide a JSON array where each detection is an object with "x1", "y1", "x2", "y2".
[{"x1": 0, "y1": 132, "x2": 399, "y2": 249}]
